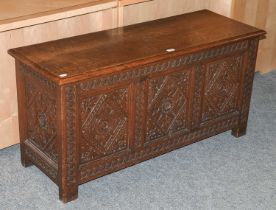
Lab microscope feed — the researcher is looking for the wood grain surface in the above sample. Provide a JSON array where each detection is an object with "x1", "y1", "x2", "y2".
[{"x1": 9, "y1": 10, "x2": 265, "y2": 84}]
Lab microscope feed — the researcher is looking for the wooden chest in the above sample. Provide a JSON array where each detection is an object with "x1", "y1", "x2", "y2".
[{"x1": 9, "y1": 10, "x2": 266, "y2": 203}]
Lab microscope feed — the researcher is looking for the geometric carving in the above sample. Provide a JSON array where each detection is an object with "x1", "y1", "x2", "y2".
[
  {"x1": 80, "y1": 117, "x2": 239, "y2": 182},
  {"x1": 64, "y1": 85, "x2": 78, "y2": 189},
  {"x1": 146, "y1": 70, "x2": 191, "y2": 142},
  {"x1": 191, "y1": 65, "x2": 205, "y2": 129},
  {"x1": 26, "y1": 81, "x2": 58, "y2": 163},
  {"x1": 21, "y1": 63, "x2": 58, "y2": 89},
  {"x1": 80, "y1": 88, "x2": 129, "y2": 164},
  {"x1": 135, "y1": 81, "x2": 146, "y2": 148},
  {"x1": 202, "y1": 55, "x2": 243, "y2": 122}
]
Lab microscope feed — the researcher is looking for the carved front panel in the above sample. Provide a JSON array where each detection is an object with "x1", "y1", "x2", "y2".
[
  {"x1": 80, "y1": 88, "x2": 129, "y2": 164},
  {"x1": 202, "y1": 55, "x2": 243, "y2": 122},
  {"x1": 145, "y1": 69, "x2": 192, "y2": 142},
  {"x1": 25, "y1": 80, "x2": 58, "y2": 163}
]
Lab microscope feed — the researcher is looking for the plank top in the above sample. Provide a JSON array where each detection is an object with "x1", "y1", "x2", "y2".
[{"x1": 9, "y1": 10, "x2": 266, "y2": 84}]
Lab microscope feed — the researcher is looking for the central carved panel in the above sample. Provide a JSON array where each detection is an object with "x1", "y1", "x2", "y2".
[
  {"x1": 146, "y1": 70, "x2": 191, "y2": 142},
  {"x1": 80, "y1": 88, "x2": 129, "y2": 164},
  {"x1": 202, "y1": 55, "x2": 243, "y2": 122}
]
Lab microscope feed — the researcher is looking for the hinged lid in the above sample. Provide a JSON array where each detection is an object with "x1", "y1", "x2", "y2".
[{"x1": 8, "y1": 10, "x2": 266, "y2": 85}]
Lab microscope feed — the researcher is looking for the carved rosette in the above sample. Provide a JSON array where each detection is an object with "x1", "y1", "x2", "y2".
[{"x1": 146, "y1": 70, "x2": 191, "y2": 141}]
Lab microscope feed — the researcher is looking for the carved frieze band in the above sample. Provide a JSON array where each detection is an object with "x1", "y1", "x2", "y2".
[
  {"x1": 65, "y1": 86, "x2": 78, "y2": 186},
  {"x1": 79, "y1": 41, "x2": 249, "y2": 91},
  {"x1": 20, "y1": 63, "x2": 58, "y2": 89}
]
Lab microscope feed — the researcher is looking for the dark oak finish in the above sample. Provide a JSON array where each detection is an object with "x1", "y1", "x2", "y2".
[{"x1": 9, "y1": 10, "x2": 266, "y2": 203}]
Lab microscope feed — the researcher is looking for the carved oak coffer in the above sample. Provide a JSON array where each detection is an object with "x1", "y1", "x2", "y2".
[{"x1": 9, "y1": 10, "x2": 266, "y2": 203}]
